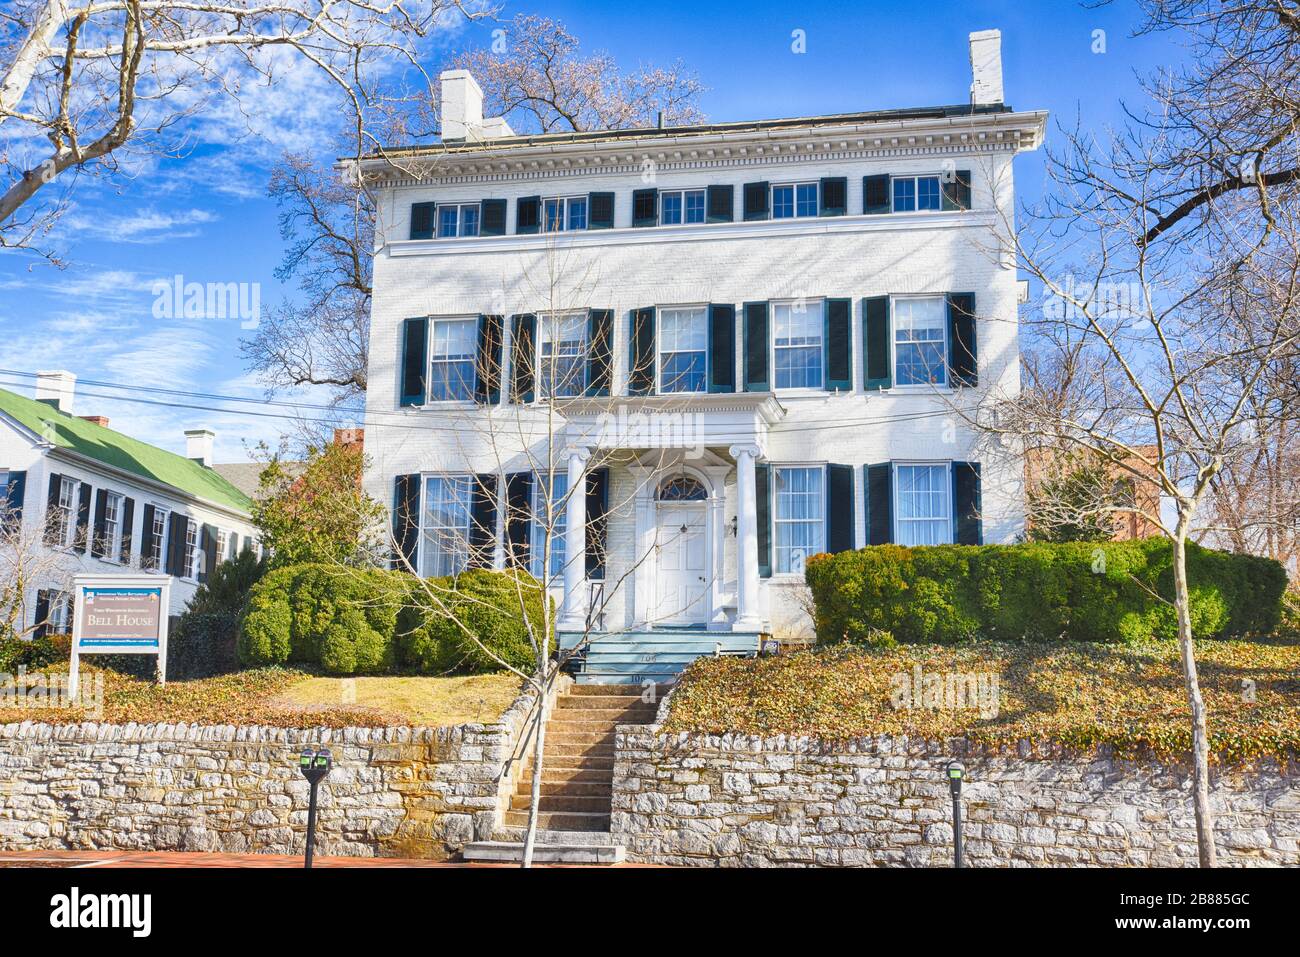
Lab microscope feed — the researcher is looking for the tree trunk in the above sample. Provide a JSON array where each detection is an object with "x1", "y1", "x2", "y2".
[
  {"x1": 1172, "y1": 532, "x2": 1218, "y2": 867},
  {"x1": 521, "y1": 678, "x2": 546, "y2": 869},
  {"x1": 0, "y1": 0, "x2": 70, "y2": 126}
]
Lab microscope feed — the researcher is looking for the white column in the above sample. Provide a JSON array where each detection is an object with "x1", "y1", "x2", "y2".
[
  {"x1": 559, "y1": 446, "x2": 591, "y2": 630},
  {"x1": 730, "y1": 444, "x2": 762, "y2": 630}
]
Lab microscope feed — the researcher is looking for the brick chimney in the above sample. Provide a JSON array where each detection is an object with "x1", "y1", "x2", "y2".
[
  {"x1": 185, "y1": 428, "x2": 215, "y2": 467},
  {"x1": 35, "y1": 370, "x2": 76, "y2": 414},
  {"x1": 79, "y1": 415, "x2": 110, "y2": 428},
  {"x1": 333, "y1": 427, "x2": 364, "y2": 449},
  {"x1": 969, "y1": 30, "x2": 1004, "y2": 106}
]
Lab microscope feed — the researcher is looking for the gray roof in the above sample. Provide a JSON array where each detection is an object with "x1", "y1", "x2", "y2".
[{"x1": 211, "y1": 461, "x2": 303, "y2": 500}]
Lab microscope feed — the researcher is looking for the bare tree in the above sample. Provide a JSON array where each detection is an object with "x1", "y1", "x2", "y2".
[
  {"x1": 0, "y1": 505, "x2": 79, "y2": 640},
  {"x1": 980, "y1": 2, "x2": 1300, "y2": 866}
]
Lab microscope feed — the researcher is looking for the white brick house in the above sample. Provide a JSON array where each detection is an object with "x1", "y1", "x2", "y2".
[
  {"x1": 359, "y1": 31, "x2": 1045, "y2": 676},
  {"x1": 0, "y1": 373, "x2": 260, "y2": 632}
]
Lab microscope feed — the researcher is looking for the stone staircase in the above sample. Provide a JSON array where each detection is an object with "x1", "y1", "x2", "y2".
[{"x1": 461, "y1": 683, "x2": 664, "y2": 864}]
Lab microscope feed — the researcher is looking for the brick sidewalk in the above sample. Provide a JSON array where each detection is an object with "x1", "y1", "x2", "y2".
[{"x1": 0, "y1": 849, "x2": 636, "y2": 868}]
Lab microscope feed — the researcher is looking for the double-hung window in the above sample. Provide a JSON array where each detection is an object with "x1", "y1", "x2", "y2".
[
  {"x1": 147, "y1": 507, "x2": 168, "y2": 570},
  {"x1": 658, "y1": 306, "x2": 708, "y2": 393},
  {"x1": 48, "y1": 591, "x2": 71, "y2": 633},
  {"x1": 49, "y1": 476, "x2": 77, "y2": 546},
  {"x1": 420, "y1": 475, "x2": 472, "y2": 577},
  {"x1": 216, "y1": 529, "x2": 229, "y2": 565},
  {"x1": 774, "y1": 466, "x2": 824, "y2": 574},
  {"x1": 438, "y1": 203, "x2": 480, "y2": 238},
  {"x1": 428, "y1": 317, "x2": 478, "y2": 401},
  {"x1": 530, "y1": 471, "x2": 568, "y2": 581},
  {"x1": 101, "y1": 491, "x2": 123, "y2": 561},
  {"x1": 894, "y1": 297, "x2": 948, "y2": 386},
  {"x1": 772, "y1": 300, "x2": 824, "y2": 389},
  {"x1": 538, "y1": 313, "x2": 588, "y2": 398},
  {"x1": 772, "y1": 182, "x2": 818, "y2": 219},
  {"x1": 184, "y1": 520, "x2": 200, "y2": 579},
  {"x1": 896, "y1": 464, "x2": 952, "y2": 545},
  {"x1": 661, "y1": 189, "x2": 706, "y2": 225},
  {"x1": 892, "y1": 175, "x2": 942, "y2": 212},
  {"x1": 544, "y1": 196, "x2": 587, "y2": 232}
]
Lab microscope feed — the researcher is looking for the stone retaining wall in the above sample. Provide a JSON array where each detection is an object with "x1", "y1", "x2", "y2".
[
  {"x1": 611, "y1": 730, "x2": 1300, "y2": 867},
  {"x1": 0, "y1": 682, "x2": 545, "y2": 859}
]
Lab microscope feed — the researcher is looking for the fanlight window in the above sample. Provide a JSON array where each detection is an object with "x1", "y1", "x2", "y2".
[{"x1": 657, "y1": 476, "x2": 707, "y2": 502}]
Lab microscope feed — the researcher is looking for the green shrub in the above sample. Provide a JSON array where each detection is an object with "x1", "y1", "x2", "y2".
[
  {"x1": 168, "y1": 612, "x2": 241, "y2": 680},
  {"x1": 0, "y1": 634, "x2": 66, "y2": 672},
  {"x1": 805, "y1": 539, "x2": 1287, "y2": 646}
]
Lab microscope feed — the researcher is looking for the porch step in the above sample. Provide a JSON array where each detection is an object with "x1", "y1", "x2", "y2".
[
  {"x1": 462, "y1": 841, "x2": 625, "y2": 865},
  {"x1": 567, "y1": 682, "x2": 674, "y2": 696},
  {"x1": 502, "y1": 810, "x2": 611, "y2": 831},
  {"x1": 509, "y1": 793, "x2": 611, "y2": 813}
]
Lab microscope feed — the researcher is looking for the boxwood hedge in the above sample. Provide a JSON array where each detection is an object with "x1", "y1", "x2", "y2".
[{"x1": 804, "y1": 539, "x2": 1286, "y2": 646}]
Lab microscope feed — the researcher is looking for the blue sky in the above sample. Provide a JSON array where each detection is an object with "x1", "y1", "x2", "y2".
[{"x1": 0, "y1": 0, "x2": 1181, "y2": 463}]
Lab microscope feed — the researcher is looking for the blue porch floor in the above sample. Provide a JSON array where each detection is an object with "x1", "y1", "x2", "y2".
[{"x1": 556, "y1": 628, "x2": 764, "y2": 685}]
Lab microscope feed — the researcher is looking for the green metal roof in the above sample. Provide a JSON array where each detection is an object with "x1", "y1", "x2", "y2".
[{"x1": 0, "y1": 387, "x2": 253, "y2": 514}]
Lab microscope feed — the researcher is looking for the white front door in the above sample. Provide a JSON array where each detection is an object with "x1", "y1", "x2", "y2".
[{"x1": 654, "y1": 504, "x2": 709, "y2": 624}]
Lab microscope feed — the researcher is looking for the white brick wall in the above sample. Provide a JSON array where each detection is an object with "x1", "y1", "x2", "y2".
[{"x1": 363, "y1": 135, "x2": 1035, "y2": 641}]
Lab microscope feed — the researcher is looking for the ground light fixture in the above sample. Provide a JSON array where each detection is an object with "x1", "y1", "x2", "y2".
[
  {"x1": 947, "y1": 761, "x2": 965, "y2": 868},
  {"x1": 298, "y1": 748, "x2": 333, "y2": 869}
]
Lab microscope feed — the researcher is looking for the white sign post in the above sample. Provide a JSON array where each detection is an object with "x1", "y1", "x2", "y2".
[{"x1": 69, "y1": 574, "x2": 172, "y2": 698}]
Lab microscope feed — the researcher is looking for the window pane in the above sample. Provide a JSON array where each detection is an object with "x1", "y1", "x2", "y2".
[
  {"x1": 796, "y1": 183, "x2": 818, "y2": 216},
  {"x1": 894, "y1": 298, "x2": 947, "y2": 386},
  {"x1": 460, "y1": 205, "x2": 480, "y2": 236},
  {"x1": 531, "y1": 472, "x2": 568, "y2": 579},
  {"x1": 917, "y1": 177, "x2": 941, "y2": 211},
  {"x1": 774, "y1": 466, "x2": 824, "y2": 574},
  {"x1": 684, "y1": 190, "x2": 706, "y2": 223},
  {"x1": 421, "y1": 476, "x2": 472, "y2": 577},
  {"x1": 438, "y1": 206, "x2": 459, "y2": 237},
  {"x1": 429, "y1": 318, "x2": 477, "y2": 401},
  {"x1": 773, "y1": 302, "x2": 823, "y2": 389},
  {"x1": 545, "y1": 199, "x2": 563, "y2": 232},
  {"x1": 662, "y1": 192, "x2": 682, "y2": 225},
  {"x1": 897, "y1": 465, "x2": 951, "y2": 546},
  {"x1": 540, "y1": 314, "x2": 588, "y2": 398},
  {"x1": 893, "y1": 178, "x2": 916, "y2": 212},
  {"x1": 772, "y1": 185, "x2": 794, "y2": 219},
  {"x1": 659, "y1": 307, "x2": 708, "y2": 393},
  {"x1": 567, "y1": 198, "x2": 587, "y2": 231}
]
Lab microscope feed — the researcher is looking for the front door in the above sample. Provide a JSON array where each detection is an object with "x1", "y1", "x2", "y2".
[{"x1": 654, "y1": 504, "x2": 708, "y2": 624}]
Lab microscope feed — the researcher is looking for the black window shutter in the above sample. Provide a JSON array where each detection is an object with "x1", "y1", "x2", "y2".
[
  {"x1": 201, "y1": 523, "x2": 218, "y2": 581},
  {"x1": 468, "y1": 474, "x2": 498, "y2": 568},
  {"x1": 475, "y1": 314, "x2": 503, "y2": 404},
  {"x1": 391, "y1": 474, "x2": 420, "y2": 571},
  {"x1": 167, "y1": 512, "x2": 188, "y2": 576},
  {"x1": 947, "y1": 292, "x2": 978, "y2": 387},
  {"x1": 825, "y1": 298, "x2": 852, "y2": 391},
  {"x1": 755, "y1": 462, "x2": 772, "y2": 578},
  {"x1": 33, "y1": 590, "x2": 50, "y2": 639},
  {"x1": 43, "y1": 473, "x2": 62, "y2": 545},
  {"x1": 504, "y1": 472, "x2": 533, "y2": 568},
  {"x1": 629, "y1": 307, "x2": 656, "y2": 395},
  {"x1": 90, "y1": 488, "x2": 108, "y2": 558},
  {"x1": 140, "y1": 503, "x2": 156, "y2": 568},
  {"x1": 73, "y1": 481, "x2": 92, "y2": 552},
  {"x1": 399, "y1": 317, "x2": 428, "y2": 407},
  {"x1": 863, "y1": 296, "x2": 892, "y2": 390},
  {"x1": 866, "y1": 463, "x2": 893, "y2": 545},
  {"x1": 942, "y1": 169, "x2": 972, "y2": 211},
  {"x1": 510, "y1": 313, "x2": 536, "y2": 402},
  {"x1": 588, "y1": 192, "x2": 615, "y2": 229},
  {"x1": 826, "y1": 464, "x2": 856, "y2": 554},
  {"x1": 743, "y1": 301, "x2": 770, "y2": 391},
  {"x1": 819, "y1": 177, "x2": 848, "y2": 216},
  {"x1": 863, "y1": 174, "x2": 891, "y2": 214},
  {"x1": 632, "y1": 189, "x2": 658, "y2": 227},
  {"x1": 708, "y1": 304, "x2": 736, "y2": 393},
  {"x1": 706, "y1": 185, "x2": 734, "y2": 223},
  {"x1": 480, "y1": 199, "x2": 507, "y2": 236},
  {"x1": 586, "y1": 309, "x2": 614, "y2": 396},
  {"x1": 2, "y1": 470, "x2": 25, "y2": 532},
  {"x1": 585, "y1": 466, "x2": 610, "y2": 579},
  {"x1": 743, "y1": 182, "x2": 770, "y2": 221},
  {"x1": 120, "y1": 497, "x2": 135, "y2": 563},
  {"x1": 516, "y1": 196, "x2": 541, "y2": 234},
  {"x1": 409, "y1": 202, "x2": 435, "y2": 240},
  {"x1": 953, "y1": 462, "x2": 983, "y2": 545}
]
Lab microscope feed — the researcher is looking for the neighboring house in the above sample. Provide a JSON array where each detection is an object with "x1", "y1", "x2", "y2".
[
  {"x1": 0, "y1": 373, "x2": 260, "y2": 635},
  {"x1": 212, "y1": 428, "x2": 361, "y2": 500},
  {"x1": 358, "y1": 31, "x2": 1045, "y2": 670},
  {"x1": 1024, "y1": 445, "x2": 1163, "y2": 541}
]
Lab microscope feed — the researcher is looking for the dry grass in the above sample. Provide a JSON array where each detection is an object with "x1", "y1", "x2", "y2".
[{"x1": 0, "y1": 665, "x2": 522, "y2": 729}]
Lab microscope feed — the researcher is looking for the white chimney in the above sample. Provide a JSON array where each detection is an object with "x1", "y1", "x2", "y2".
[
  {"x1": 441, "y1": 69, "x2": 485, "y2": 142},
  {"x1": 185, "y1": 428, "x2": 215, "y2": 468},
  {"x1": 969, "y1": 29, "x2": 1004, "y2": 106},
  {"x1": 35, "y1": 370, "x2": 76, "y2": 414}
]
